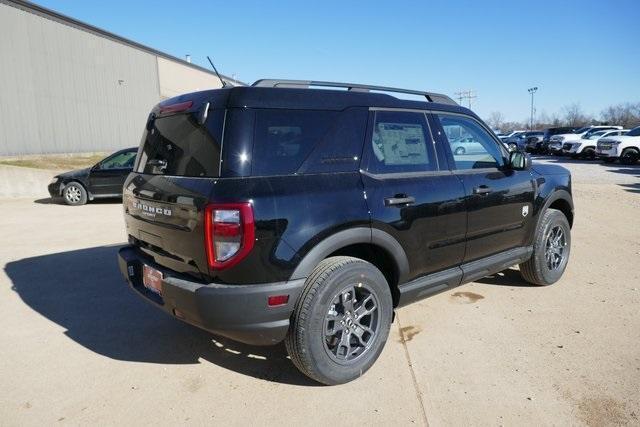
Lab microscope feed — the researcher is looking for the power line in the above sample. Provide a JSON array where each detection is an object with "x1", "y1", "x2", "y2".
[{"x1": 454, "y1": 90, "x2": 477, "y2": 109}]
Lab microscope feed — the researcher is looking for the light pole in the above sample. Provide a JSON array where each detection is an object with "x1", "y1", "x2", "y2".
[{"x1": 528, "y1": 86, "x2": 538, "y2": 130}]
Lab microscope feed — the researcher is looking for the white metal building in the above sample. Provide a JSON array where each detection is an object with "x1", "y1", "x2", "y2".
[{"x1": 0, "y1": 0, "x2": 242, "y2": 155}]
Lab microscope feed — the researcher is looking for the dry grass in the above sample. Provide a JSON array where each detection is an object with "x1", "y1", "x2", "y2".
[{"x1": 0, "y1": 153, "x2": 108, "y2": 171}]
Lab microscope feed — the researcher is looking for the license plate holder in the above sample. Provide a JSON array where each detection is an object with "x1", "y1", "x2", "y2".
[{"x1": 143, "y1": 264, "x2": 163, "y2": 296}]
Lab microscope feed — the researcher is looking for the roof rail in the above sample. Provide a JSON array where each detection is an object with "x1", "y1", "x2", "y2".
[{"x1": 252, "y1": 79, "x2": 458, "y2": 106}]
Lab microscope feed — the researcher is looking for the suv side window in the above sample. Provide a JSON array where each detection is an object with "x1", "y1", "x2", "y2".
[
  {"x1": 366, "y1": 111, "x2": 437, "y2": 173},
  {"x1": 435, "y1": 114, "x2": 506, "y2": 170}
]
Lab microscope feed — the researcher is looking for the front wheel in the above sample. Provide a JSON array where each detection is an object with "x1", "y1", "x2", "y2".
[
  {"x1": 63, "y1": 182, "x2": 88, "y2": 206},
  {"x1": 519, "y1": 209, "x2": 571, "y2": 286},
  {"x1": 285, "y1": 256, "x2": 393, "y2": 385},
  {"x1": 620, "y1": 148, "x2": 639, "y2": 165}
]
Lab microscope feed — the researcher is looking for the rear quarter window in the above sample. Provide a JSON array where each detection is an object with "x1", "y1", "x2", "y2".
[{"x1": 251, "y1": 109, "x2": 366, "y2": 176}]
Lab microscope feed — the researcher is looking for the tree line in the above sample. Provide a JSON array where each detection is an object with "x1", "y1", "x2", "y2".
[{"x1": 485, "y1": 102, "x2": 640, "y2": 133}]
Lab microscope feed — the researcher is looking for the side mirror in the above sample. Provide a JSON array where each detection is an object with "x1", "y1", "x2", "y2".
[{"x1": 509, "y1": 151, "x2": 531, "y2": 170}]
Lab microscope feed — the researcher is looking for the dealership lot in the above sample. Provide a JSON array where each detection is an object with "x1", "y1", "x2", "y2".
[{"x1": 1, "y1": 158, "x2": 639, "y2": 425}]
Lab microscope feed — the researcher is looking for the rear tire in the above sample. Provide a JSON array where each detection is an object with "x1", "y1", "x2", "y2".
[
  {"x1": 63, "y1": 182, "x2": 88, "y2": 206},
  {"x1": 520, "y1": 209, "x2": 571, "y2": 286},
  {"x1": 285, "y1": 256, "x2": 393, "y2": 385},
  {"x1": 620, "y1": 148, "x2": 639, "y2": 165}
]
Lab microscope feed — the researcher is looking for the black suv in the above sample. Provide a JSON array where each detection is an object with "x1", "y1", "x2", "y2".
[{"x1": 118, "y1": 80, "x2": 574, "y2": 385}]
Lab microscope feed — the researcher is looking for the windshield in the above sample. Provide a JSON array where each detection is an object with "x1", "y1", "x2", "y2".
[
  {"x1": 586, "y1": 130, "x2": 606, "y2": 139},
  {"x1": 627, "y1": 127, "x2": 640, "y2": 137},
  {"x1": 573, "y1": 127, "x2": 590, "y2": 134}
]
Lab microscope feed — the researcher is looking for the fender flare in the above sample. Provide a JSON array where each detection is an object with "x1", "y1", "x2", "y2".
[
  {"x1": 289, "y1": 227, "x2": 410, "y2": 284},
  {"x1": 539, "y1": 189, "x2": 574, "y2": 227}
]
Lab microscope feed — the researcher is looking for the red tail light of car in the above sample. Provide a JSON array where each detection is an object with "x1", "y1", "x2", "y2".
[{"x1": 204, "y1": 203, "x2": 255, "y2": 270}]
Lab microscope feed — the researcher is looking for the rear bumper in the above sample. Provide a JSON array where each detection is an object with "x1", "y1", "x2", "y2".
[{"x1": 117, "y1": 245, "x2": 305, "y2": 346}]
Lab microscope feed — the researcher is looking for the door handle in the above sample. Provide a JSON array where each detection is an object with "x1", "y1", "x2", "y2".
[
  {"x1": 384, "y1": 195, "x2": 416, "y2": 207},
  {"x1": 473, "y1": 185, "x2": 492, "y2": 195}
]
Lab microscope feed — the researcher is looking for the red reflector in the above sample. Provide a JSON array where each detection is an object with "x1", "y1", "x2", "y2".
[
  {"x1": 268, "y1": 295, "x2": 289, "y2": 307},
  {"x1": 159, "y1": 100, "x2": 193, "y2": 114},
  {"x1": 213, "y1": 222, "x2": 241, "y2": 237}
]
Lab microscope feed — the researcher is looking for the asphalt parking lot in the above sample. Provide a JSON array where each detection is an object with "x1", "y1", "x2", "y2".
[{"x1": 1, "y1": 157, "x2": 639, "y2": 425}]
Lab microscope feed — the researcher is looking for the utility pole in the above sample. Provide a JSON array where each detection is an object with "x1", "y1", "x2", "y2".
[
  {"x1": 454, "y1": 90, "x2": 477, "y2": 109},
  {"x1": 528, "y1": 86, "x2": 538, "y2": 130}
]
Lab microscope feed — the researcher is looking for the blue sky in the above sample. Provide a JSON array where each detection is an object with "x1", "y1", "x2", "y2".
[{"x1": 35, "y1": 0, "x2": 640, "y2": 122}]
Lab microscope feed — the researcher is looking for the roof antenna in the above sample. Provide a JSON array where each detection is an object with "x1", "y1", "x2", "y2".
[{"x1": 207, "y1": 56, "x2": 227, "y2": 88}]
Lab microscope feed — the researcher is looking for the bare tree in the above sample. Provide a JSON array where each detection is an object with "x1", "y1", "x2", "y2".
[
  {"x1": 534, "y1": 111, "x2": 552, "y2": 129},
  {"x1": 486, "y1": 111, "x2": 505, "y2": 130},
  {"x1": 562, "y1": 103, "x2": 592, "y2": 127},
  {"x1": 601, "y1": 102, "x2": 640, "y2": 128}
]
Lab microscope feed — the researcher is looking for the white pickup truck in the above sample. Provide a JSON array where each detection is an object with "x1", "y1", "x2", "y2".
[{"x1": 596, "y1": 126, "x2": 640, "y2": 164}]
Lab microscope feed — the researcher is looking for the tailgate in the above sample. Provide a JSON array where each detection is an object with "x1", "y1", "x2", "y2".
[{"x1": 123, "y1": 174, "x2": 212, "y2": 279}]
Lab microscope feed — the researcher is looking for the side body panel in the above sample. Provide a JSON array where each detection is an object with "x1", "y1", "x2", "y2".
[
  {"x1": 206, "y1": 173, "x2": 370, "y2": 284},
  {"x1": 362, "y1": 172, "x2": 467, "y2": 281}
]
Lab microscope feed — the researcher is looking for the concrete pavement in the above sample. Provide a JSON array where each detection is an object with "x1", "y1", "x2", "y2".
[{"x1": 1, "y1": 158, "x2": 639, "y2": 425}]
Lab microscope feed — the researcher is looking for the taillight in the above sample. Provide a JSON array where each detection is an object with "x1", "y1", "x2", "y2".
[{"x1": 204, "y1": 203, "x2": 255, "y2": 270}]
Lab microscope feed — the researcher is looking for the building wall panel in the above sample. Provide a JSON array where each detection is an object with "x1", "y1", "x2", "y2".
[
  {"x1": 0, "y1": 3, "x2": 161, "y2": 155},
  {"x1": 157, "y1": 56, "x2": 223, "y2": 100}
]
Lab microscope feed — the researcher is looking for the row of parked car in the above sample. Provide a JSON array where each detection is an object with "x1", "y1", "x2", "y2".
[{"x1": 495, "y1": 125, "x2": 640, "y2": 165}]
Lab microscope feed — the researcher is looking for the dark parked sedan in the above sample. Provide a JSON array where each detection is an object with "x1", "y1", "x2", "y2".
[{"x1": 48, "y1": 147, "x2": 137, "y2": 205}]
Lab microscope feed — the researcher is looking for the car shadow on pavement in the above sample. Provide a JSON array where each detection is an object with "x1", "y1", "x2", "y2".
[
  {"x1": 619, "y1": 183, "x2": 640, "y2": 194},
  {"x1": 34, "y1": 197, "x2": 58, "y2": 204},
  {"x1": 4, "y1": 245, "x2": 318, "y2": 386},
  {"x1": 475, "y1": 268, "x2": 535, "y2": 287},
  {"x1": 34, "y1": 197, "x2": 123, "y2": 205}
]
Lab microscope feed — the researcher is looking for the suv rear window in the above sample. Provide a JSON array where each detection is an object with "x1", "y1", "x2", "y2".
[{"x1": 136, "y1": 110, "x2": 224, "y2": 177}]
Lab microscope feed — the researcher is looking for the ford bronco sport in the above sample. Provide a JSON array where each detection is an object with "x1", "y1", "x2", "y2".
[{"x1": 118, "y1": 80, "x2": 574, "y2": 385}]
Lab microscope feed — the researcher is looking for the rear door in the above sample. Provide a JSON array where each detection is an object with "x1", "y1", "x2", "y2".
[
  {"x1": 361, "y1": 109, "x2": 467, "y2": 282},
  {"x1": 431, "y1": 113, "x2": 535, "y2": 262},
  {"x1": 123, "y1": 107, "x2": 225, "y2": 279}
]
